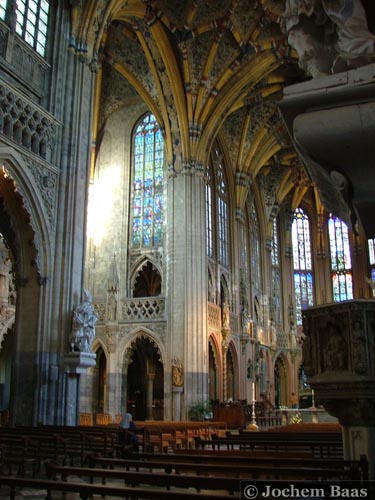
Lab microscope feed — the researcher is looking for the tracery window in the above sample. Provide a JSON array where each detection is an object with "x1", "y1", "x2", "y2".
[
  {"x1": 249, "y1": 197, "x2": 261, "y2": 295},
  {"x1": 368, "y1": 238, "x2": 375, "y2": 281},
  {"x1": 205, "y1": 145, "x2": 229, "y2": 268},
  {"x1": 0, "y1": 1, "x2": 6, "y2": 20},
  {"x1": 131, "y1": 113, "x2": 164, "y2": 248},
  {"x1": 292, "y1": 208, "x2": 314, "y2": 325},
  {"x1": 216, "y1": 154, "x2": 229, "y2": 267},
  {"x1": 328, "y1": 214, "x2": 353, "y2": 302},
  {"x1": 271, "y1": 217, "x2": 281, "y2": 324},
  {"x1": 206, "y1": 173, "x2": 213, "y2": 259},
  {"x1": 0, "y1": 0, "x2": 50, "y2": 56}
]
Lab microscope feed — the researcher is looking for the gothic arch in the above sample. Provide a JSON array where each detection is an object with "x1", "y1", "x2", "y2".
[
  {"x1": 219, "y1": 274, "x2": 230, "y2": 306},
  {"x1": 208, "y1": 335, "x2": 221, "y2": 402},
  {"x1": 0, "y1": 154, "x2": 51, "y2": 424},
  {"x1": 226, "y1": 341, "x2": 239, "y2": 401},
  {"x1": 130, "y1": 258, "x2": 162, "y2": 297},
  {"x1": 123, "y1": 330, "x2": 165, "y2": 420},
  {"x1": 274, "y1": 353, "x2": 289, "y2": 408},
  {"x1": 0, "y1": 149, "x2": 53, "y2": 279}
]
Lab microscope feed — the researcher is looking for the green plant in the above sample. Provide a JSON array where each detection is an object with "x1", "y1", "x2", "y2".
[{"x1": 188, "y1": 400, "x2": 212, "y2": 421}]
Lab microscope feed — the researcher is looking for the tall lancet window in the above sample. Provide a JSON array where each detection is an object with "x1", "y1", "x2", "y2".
[
  {"x1": 205, "y1": 146, "x2": 230, "y2": 268},
  {"x1": 292, "y1": 208, "x2": 314, "y2": 325},
  {"x1": 132, "y1": 113, "x2": 164, "y2": 248},
  {"x1": 271, "y1": 216, "x2": 281, "y2": 324},
  {"x1": 368, "y1": 239, "x2": 375, "y2": 281},
  {"x1": 13, "y1": 0, "x2": 50, "y2": 56},
  {"x1": 328, "y1": 214, "x2": 353, "y2": 302},
  {"x1": 249, "y1": 197, "x2": 261, "y2": 295},
  {"x1": 205, "y1": 168, "x2": 213, "y2": 259},
  {"x1": 215, "y1": 150, "x2": 229, "y2": 268},
  {"x1": 0, "y1": 1, "x2": 6, "y2": 20}
]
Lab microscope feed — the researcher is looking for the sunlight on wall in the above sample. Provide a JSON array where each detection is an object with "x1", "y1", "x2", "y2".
[{"x1": 87, "y1": 165, "x2": 120, "y2": 246}]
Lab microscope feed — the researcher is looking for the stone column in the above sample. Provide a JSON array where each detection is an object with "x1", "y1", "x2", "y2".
[
  {"x1": 64, "y1": 352, "x2": 96, "y2": 426},
  {"x1": 146, "y1": 372, "x2": 155, "y2": 420},
  {"x1": 172, "y1": 386, "x2": 183, "y2": 421},
  {"x1": 166, "y1": 164, "x2": 208, "y2": 417},
  {"x1": 302, "y1": 300, "x2": 375, "y2": 477}
]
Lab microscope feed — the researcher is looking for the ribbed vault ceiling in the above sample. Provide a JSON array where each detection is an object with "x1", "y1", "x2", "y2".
[{"x1": 74, "y1": 0, "x2": 314, "y2": 215}]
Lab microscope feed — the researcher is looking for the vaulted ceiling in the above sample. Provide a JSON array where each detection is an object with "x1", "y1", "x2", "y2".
[{"x1": 73, "y1": 0, "x2": 315, "y2": 218}]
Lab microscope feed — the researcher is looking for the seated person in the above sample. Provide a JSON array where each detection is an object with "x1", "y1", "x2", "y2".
[{"x1": 119, "y1": 412, "x2": 139, "y2": 452}]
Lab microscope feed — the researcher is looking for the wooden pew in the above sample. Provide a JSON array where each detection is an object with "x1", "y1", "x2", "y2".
[
  {"x1": 86, "y1": 454, "x2": 358, "y2": 481},
  {"x1": 45, "y1": 461, "x2": 240, "y2": 495},
  {"x1": 0, "y1": 476, "x2": 233, "y2": 500},
  {"x1": 195, "y1": 431, "x2": 343, "y2": 458},
  {"x1": 132, "y1": 450, "x2": 368, "y2": 480}
]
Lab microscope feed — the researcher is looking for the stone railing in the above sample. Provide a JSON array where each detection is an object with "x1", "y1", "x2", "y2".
[
  {"x1": 0, "y1": 81, "x2": 60, "y2": 162},
  {"x1": 121, "y1": 297, "x2": 165, "y2": 321},
  {"x1": 208, "y1": 302, "x2": 221, "y2": 329},
  {"x1": 276, "y1": 331, "x2": 289, "y2": 348}
]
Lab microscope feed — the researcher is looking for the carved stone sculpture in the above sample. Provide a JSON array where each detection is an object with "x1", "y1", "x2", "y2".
[
  {"x1": 70, "y1": 290, "x2": 98, "y2": 353},
  {"x1": 171, "y1": 357, "x2": 184, "y2": 387},
  {"x1": 282, "y1": 0, "x2": 375, "y2": 78}
]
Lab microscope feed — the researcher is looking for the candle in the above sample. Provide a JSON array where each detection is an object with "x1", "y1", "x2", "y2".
[{"x1": 252, "y1": 382, "x2": 255, "y2": 401}]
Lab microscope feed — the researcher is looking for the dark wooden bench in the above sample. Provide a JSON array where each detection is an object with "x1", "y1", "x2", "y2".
[
  {"x1": 131, "y1": 450, "x2": 368, "y2": 480},
  {"x1": 0, "y1": 475, "x2": 233, "y2": 500},
  {"x1": 195, "y1": 435, "x2": 343, "y2": 457},
  {"x1": 86, "y1": 454, "x2": 358, "y2": 481},
  {"x1": 45, "y1": 460, "x2": 240, "y2": 494}
]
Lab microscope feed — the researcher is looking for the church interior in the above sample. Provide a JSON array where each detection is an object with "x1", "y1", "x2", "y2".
[{"x1": 0, "y1": 0, "x2": 374, "y2": 495}]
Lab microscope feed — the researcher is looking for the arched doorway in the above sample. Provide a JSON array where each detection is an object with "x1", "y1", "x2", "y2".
[
  {"x1": 274, "y1": 356, "x2": 288, "y2": 408},
  {"x1": 226, "y1": 346, "x2": 235, "y2": 401},
  {"x1": 93, "y1": 346, "x2": 107, "y2": 413},
  {"x1": 208, "y1": 339, "x2": 219, "y2": 402},
  {"x1": 0, "y1": 233, "x2": 16, "y2": 418},
  {"x1": 127, "y1": 335, "x2": 163, "y2": 420},
  {"x1": 0, "y1": 163, "x2": 44, "y2": 425}
]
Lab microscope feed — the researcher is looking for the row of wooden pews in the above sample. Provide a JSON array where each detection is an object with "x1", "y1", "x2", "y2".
[
  {"x1": 0, "y1": 422, "x2": 370, "y2": 499},
  {"x1": 195, "y1": 423, "x2": 344, "y2": 458}
]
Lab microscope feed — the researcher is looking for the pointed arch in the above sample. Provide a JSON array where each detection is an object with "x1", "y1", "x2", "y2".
[
  {"x1": 208, "y1": 335, "x2": 221, "y2": 402},
  {"x1": 130, "y1": 258, "x2": 162, "y2": 297},
  {"x1": 0, "y1": 147, "x2": 54, "y2": 278}
]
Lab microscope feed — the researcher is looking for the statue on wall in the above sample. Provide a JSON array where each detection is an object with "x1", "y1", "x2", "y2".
[
  {"x1": 222, "y1": 301, "x2": 230, "y2": 329},
  {"x1": 70, "y1": 290, "x2": 98, "y2": 353},
  {"x1": 171, "y1": 357, "x2": 184, "y2": 387},
  {"x1": 323, "y1": 321, "x2": 348, "y2": 371},
  {"x1": 282, "y1": 0, "x2": 375, "y2": 78},
  {"x1": 351, "y1": 320, "x2": 368, "y2": 374}
]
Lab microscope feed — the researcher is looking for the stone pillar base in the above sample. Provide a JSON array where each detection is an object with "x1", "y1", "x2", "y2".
[
  {"x1": 64, "y1": 352, "x2": 96, "y2": 426},
  {"x1": 172, "y1": 386, "x2": 183, "y2": 421}
]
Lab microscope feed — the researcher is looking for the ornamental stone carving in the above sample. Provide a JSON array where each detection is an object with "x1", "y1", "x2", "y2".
[
  {"x1": 281, "y1": 0, "x2": 375, "y2": 78},
  {"x1": 0, "y1": 82, "x2": 59, "y2": 162},
  {"x1": 70, "y1": 290, "x2": 98, "y2": 353},
  {"x1": 302, "y1": 301, "x2": 375, "y2": 427}
]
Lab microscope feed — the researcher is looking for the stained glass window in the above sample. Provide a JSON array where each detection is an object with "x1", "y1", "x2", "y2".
[
  {"x1": 328, "y1": 214, "x2": 353, "y2": 302},
  {"x1": 132, "y1": 113, "x2": 164, "y2": 248},
  {"x1": 0, "y1": 0, "x2": 6, "y2": 21},
  {"x1": 292, "y1": 208, "x2": 314, "y2": 325},
  {"x1": 14, "y1": 0, "x2": 49, "y2": 56},
  {"x1": 205, "y1": 146, "x2": 229, "y2": 268},
  {"x1": 218, "y1": 197, "x2": 228, "y2": 267},
  {"x1": 271, "y1": 217, "x2": 281, "y2": 324},
  {"x1": 216, "y1": 150, "x2": 229, "y2": 267},
  {"x1": 249, "y1": 197, "x2": 261, "y2": 295},
  {"x1": 368, "y1": 238, "x2": 375, "y2": 281},
  {"x1": 206, "y1": 177, "x2": 213, "y2": 259}
]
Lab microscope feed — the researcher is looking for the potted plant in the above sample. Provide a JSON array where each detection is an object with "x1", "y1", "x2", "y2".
[{"x1": 188, "y1": 400, "x2": 212, "y2": 421}]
